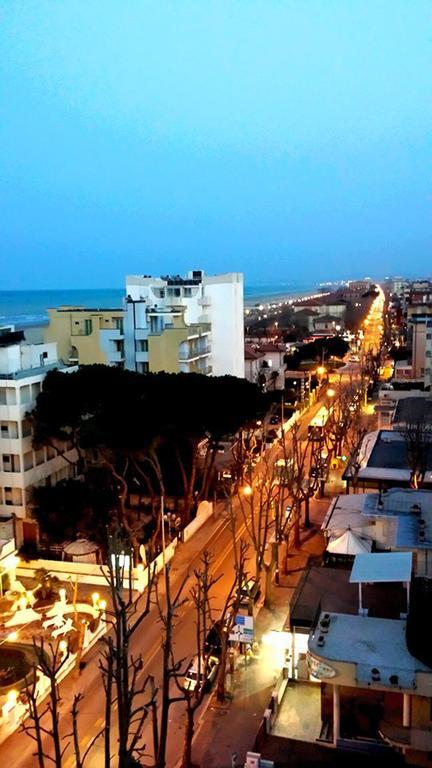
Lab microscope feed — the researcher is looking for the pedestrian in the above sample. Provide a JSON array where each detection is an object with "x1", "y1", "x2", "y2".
[{"x1": 174, "y1": 515, "x2": 182, "y2": 541}]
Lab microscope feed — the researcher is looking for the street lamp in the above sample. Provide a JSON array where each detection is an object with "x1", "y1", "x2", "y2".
[
  {"x1": 327, "y1": 387, "x2": 336, "y2": 398},
  {"x1": 242, "y1": 485, "x2": 253, "y2": 497}
]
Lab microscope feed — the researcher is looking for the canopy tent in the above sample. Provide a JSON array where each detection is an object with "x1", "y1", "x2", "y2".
[
  {"x1": 349, "y1": 552, "x2": 412, "y2": 616},
  {"x1": 350, "y1": 552, "x2": 412, "y2": 584},
  {"x1": 62, "y1": 539, "x2": 100, "y2": 563},
  {"x1": 326, "y1": 528, "x2": 372, "y2": 556}
]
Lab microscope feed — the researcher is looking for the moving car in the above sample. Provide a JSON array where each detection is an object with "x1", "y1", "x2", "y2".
[{"x1": 183, "y1": 655, "x2": 220, "y2": 693}]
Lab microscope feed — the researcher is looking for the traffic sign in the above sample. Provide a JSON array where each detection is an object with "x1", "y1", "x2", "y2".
[{"x1": 229, "y1": 614, "x2": 254, "y2": 643}]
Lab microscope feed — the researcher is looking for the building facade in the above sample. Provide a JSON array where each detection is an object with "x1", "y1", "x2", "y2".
[
  {"x1": 45, "y1": 307, "x2": 125, "y2": 367},
  {"x1": 0, "y1": 328, "x2": 76, "y2": 542},
  {"x1": 45, "y1": 271, "x2": 245, "y2": 378},
  {"x1": 124, "y1": 270, "x2": 244, "y2": 377}
]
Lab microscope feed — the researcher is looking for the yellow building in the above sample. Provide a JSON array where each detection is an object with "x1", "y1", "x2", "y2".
[
  {"x1": 45, "y1": 306, "x2": 211, "y2": 374},
  {"x1": 45, "y1": 307, "x2": 125, "y2": 367}
]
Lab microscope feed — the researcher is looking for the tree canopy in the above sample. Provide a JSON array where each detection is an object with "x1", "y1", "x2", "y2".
[{"x1": 32, "y1": 366, "x2": 266, "y2": 548}]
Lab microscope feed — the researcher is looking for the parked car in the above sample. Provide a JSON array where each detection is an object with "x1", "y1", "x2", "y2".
[
  {"x1": 239, "y1": 577, "x2": 261, "y2": 608},
  {"x1": 183, "y1": 655, "x2": 220, "y2": 693}
]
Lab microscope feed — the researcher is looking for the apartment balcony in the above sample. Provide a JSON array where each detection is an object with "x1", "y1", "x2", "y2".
[
  {"x1": 109, "y1": 351, "x2": 125, "y2": 363},
  {"x1": 135, "y1": 351, "x2": 149, "y2": 363},
  {"x1": 102, "y1": 328, "x2": 124, "y2": 339},
  {"x1": 178, "y1": 347, "x2": 211, "y2": 362}
]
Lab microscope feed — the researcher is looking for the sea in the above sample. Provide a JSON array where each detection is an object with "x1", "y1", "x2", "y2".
[{"x1": 0, "y1": 281, "x2": 320, "y2": 329}]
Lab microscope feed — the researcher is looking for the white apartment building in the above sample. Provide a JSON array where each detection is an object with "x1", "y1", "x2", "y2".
[
  {"x1": 124, "y1": 270, "x2": 245, "y2": 378},
  {"x1": 0, "y1": 328, "x2": 75, "y2": 543}
]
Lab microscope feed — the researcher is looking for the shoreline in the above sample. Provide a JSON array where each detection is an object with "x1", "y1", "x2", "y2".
[{"x1": 2, "y1": 284, "x2": 333, "y2": 330}]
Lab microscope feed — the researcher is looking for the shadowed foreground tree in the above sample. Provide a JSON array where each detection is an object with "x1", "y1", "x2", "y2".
[
  {"x1": 31, "y1": 366, "x2": 265, "y2": 546},
  {"x1": 154, "y1": 551, "x2": 222, "y2": 768}
]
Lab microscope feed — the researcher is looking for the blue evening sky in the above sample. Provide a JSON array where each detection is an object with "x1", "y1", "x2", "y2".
[{"x1": 1, "y1": 1, "x2": 430, "y2": 289}]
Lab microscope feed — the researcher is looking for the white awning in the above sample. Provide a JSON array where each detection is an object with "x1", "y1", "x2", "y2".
[
  {"x1": 350, "y1": 552, "x2": 412, "y2": 584},
  {"x1": 327, "y1": 529, "x2": 372, "y2": 555},
  {"x1": 63, "y1": 538, "x2": 100, "y2": 556}
]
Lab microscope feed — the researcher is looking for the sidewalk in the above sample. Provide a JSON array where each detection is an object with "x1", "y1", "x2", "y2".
[{"x1": 192, "y1": 496, "x2": 330, "y2": 768}]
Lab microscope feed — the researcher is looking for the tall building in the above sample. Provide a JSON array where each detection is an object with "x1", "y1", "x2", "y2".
[
  {"x1": 0, "y1": 327, "x2": 76, "y2": 543},
  {"x1": 45, "y1": 270, "x2": 245, "y2": 378},
  {"x1": 124, "y1": 270, "x2": 244, "y2": 377}
]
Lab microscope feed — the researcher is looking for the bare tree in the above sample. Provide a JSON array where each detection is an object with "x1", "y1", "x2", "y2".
[
  {"x1": 154, "y1": 563, "x2": 190, "y2": 768},
  {"x1": 102, "y1": 531, "x2": 158, "y2": 767},
  {"x1": 215, "y1": 524, "x2": 249, "y2": 702},
  {"x1": 325, "y1": 384, "x2": 362, "y2": 461},
  {"x1": 178, "y1": 553, "x2": 220, "y2": 768},
  {"x1": 21, "y1": 640, "x2": 70, "y2": 768},
  {"x1": 21, "y1": 535, "x2": 158, "y2": 768},
  {"x1": 236, "y1": 447, "x2": 281, "y2": 585},
  {"x1": 400, "y1": 416, "x2": 432, "y2": 489}
]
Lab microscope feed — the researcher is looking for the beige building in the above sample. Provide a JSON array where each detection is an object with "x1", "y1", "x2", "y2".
[
  {"x1": 45, "y1": 307, "x2": 125, "y2": 367},
  {"x1": 45, "y1": 305, "x2": 211, "y2": 375}
]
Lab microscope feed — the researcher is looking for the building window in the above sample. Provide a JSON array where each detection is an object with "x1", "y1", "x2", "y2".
[
  {"x1": 4, "y1": 487, "x2": 22, "y2": 506},
  {"x1": 2, "y1": 454, "x2": 20, "y2": 472},
  {"x1": 85, "y1": 319, "x2": 93, "y2": 335},
  {"x1": 113, "y1": 317, "x2": 124, "y2": 333},
  {"x1": 23, "y1": 451, "x2": 34, "y2": 471},
  {"x1": 21, "y1": 418, "x2": 32, "y2": 438},
  {"x1": 136, "y1": 340, "x2": 148, "y2": 352},
  {"x1": 184, "y1": 287, "x2": 192, "y2": 297},
  {"x1": 137, "y1": 362, "x2": 149, "y2": 374},
  {"x1": 34, "y1": 448, "x2": 45, "y2": 466}
]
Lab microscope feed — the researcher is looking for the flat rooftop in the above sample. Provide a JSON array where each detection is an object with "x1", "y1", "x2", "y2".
[
  {"x1": 288, "y1": 566, "x2": 407, "y2": 630},
  {"x1": 309, "y1": 613, "x2": 431, "y2": 690},
  {"x1": 323, "y1": 488, "x2": 432, "y2": 551},
  {"x1": 347, "y1": 430, "x2": 432, "y2": 484},
  {"x1": 394, "y1": 396, "x2": 432, "y2": 425}
]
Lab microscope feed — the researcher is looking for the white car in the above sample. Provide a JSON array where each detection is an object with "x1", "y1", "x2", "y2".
[{"x1": 183, "y1": 655, "x2": 220, "y2": 693}]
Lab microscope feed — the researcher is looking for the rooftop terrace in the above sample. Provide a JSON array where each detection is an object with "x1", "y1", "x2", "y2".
[{"x1": 309, "y1": 613, "x2": 431, "y2": 691}]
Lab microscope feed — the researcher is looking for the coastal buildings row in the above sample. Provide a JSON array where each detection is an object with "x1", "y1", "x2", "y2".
[
  {"x1": 45, "y1": 270, "x2": 245, "y2": 378},
  {"x1": 386, "y1": 277, "x2": 432, "y2": 390}
]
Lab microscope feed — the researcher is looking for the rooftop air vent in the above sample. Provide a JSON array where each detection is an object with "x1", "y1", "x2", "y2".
[
  {"x1": 319, "y1": 615, "x2": 331, "y2": 633},
  {"x1": 371, "y1": 668, "x2": 381, "y2": 682},
  {"x1": 317, "y1": 635, "x2": 325, "y2": 648}
]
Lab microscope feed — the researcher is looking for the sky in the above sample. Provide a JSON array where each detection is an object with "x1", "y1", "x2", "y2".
[{"x1": 0, "y1": 1, "x2": 431, "y2": 290}]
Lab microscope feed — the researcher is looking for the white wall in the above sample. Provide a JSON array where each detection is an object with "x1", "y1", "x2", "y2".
[{"x1": 205, "y1": 274, "x2": 245, "y2": 377}]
